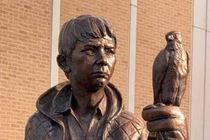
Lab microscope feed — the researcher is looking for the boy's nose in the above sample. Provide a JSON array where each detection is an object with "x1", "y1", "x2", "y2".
[{"x1": 96, "y1": 51, "x2": 108, "y2": 66}]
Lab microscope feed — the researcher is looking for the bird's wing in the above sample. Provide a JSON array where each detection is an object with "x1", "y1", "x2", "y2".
[
  {"x1": 175, "y1": 50, "x2": 190, "y2": 106},
  {"x1": 186, "y1": 51, "x2": 190, "y2": 73},
  {"x1": 152, "y1": 49, "x2": 170, "y2": 104}
]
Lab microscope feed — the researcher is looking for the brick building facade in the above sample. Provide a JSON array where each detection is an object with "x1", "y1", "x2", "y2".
[{"x1": 1, "y1": 0, "x2": 209, "y2": 140}]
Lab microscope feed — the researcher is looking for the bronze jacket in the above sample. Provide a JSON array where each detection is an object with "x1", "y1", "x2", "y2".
[{"x1": 25, "y1": 82, "x2": 148, "y2": 140}]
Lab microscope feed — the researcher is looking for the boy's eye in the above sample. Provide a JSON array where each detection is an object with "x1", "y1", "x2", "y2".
[
  {"x1": 82, "y1": 49, "x2": 95, "y2": 56},
  {"x1": 105, "y1": 48, "x2": 115, "y2": 55}
]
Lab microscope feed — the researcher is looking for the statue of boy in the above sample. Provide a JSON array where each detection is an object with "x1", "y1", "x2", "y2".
[{"x1": 25, "y1": 15, "x2": 188, "y2": 140}]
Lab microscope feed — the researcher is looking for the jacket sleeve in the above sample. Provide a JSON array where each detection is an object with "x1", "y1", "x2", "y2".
[
  {"x1": 25, "y1": 112, "x2": 53, "y2": 140},
  {"x1": 140, "y1": 124, "x2": 150, "y2": 140}
]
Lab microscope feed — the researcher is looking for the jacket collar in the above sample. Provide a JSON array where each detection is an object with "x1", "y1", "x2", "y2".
[
  {"x1": 97, "y1": 94, "x2": 107, "y2": 117},
  {"x1": 36, "y1": 81, "x2": 123, "y2": 122}
]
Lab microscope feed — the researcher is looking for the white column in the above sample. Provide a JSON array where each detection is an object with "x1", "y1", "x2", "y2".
[
  {"x1": 204, "y1": 32, "x2": 210, "y2": 140},
  {"x1": 50, "y1": 0, "x2": 60, "y2": 87},
  {"x1": 127, "y1": 0, "x2": 137, "y2": 113},
  {"x1": 191, "y1": 27, "x2": 206, "y2": 140},
  {"x1": 204, "y1": 0, "x2": 210, "y2": 139},
  {"x1": 191, "y1": 0, "x2": 210, "y2": 139}
]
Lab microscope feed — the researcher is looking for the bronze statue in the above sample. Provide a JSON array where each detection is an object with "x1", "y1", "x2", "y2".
[
  {"x1": 142, "y1": 31, "x2": 189, "y2": 140},
  {"x1": 25, "y1": 15, "x2": 188, "y2": 140},
  {"x1": 152, "y1": 31, "x2": 189, "y2": 106}
]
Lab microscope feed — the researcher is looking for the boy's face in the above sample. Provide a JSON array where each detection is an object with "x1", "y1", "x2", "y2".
[{"x1": 68, "y1": 35, "x2": 116, "y2": 92}]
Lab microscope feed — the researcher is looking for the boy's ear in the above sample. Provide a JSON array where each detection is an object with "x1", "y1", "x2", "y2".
[{"x1": 57, "y1": 54, "x2": 70, "y2": 72}]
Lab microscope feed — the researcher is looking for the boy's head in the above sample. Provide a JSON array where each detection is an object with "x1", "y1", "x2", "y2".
[
  {"x1": 58, "y1": 15, "x2": 117, "y2": 57},
  {"x1": 57, "y1": 15, "x2": 117, "y2": 83}
]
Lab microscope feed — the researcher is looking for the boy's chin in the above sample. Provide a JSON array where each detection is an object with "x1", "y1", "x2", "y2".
[{"x1": 86, "y1": 80, "x2": 108, "y2": 93}]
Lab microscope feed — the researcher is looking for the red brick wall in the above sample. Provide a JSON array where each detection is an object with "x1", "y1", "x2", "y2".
[
  {"x1": 0, "y1": 0, "x2": 51, "y2": 139},
  {"x1": 135, "y1": 0, "x2": 192, "y2": 121}
]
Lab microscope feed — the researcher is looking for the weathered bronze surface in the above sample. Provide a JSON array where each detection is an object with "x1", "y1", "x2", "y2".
[
  {"x1": 25, "y1": 16, "x2": 188, "y2": 140},
  {"x1": 142, "y1": 31, "x2": 189, "y2": 140}
]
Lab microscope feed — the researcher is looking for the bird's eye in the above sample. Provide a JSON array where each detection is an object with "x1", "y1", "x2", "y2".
[{"x1": 168, "y1": 35, "x2": 174, "y2": 41}]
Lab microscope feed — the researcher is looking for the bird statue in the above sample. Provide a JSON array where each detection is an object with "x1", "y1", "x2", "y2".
[{"x1": 152, "y1": 31, "x2": 189, "y2": 106}]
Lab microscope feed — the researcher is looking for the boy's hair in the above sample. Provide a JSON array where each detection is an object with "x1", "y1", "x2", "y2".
[{"x1": 58, "y1": 15, "x2": 117, "y2": 57}]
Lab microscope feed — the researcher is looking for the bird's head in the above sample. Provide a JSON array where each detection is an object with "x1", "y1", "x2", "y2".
[{"x1": 165, "y1": 31, "x2": 182, "y2": 43}]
